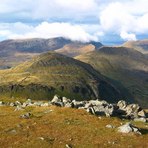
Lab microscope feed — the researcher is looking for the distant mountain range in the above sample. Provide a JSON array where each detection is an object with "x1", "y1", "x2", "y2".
[
  {"x1": 0, "y1": 37, "x2": 102, "y2": 69},
  {"x1": 0, "y1": 37, "x2": 147, "y2": 107},
  {"x1": 123, "y1": 39, "x2": 148, "y2": 54}
]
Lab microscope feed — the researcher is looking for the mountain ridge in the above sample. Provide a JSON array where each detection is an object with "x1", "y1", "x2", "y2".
[
  {"x1": 76, "y1": 46, "x2": 148, "y2": 108},
  {"x1": 0, "y1": 51, "x2": 122, "y2": 102},
  {"x1": 0, "y1": 37, "x2": 103, "y2": 69}
]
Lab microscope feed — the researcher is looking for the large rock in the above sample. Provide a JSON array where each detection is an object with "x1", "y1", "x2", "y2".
[
  {"x1": 118, "y1": 123, "x2": 141, "y2": 134},
  {"x1": 117, "y1": 100, "x2": 127, "y2": 110},
  {"x1": 62, "y1": 97, "x2": 71, "y2": 104},
  {"x1": 51, "y1": 95, "x2": 62, "y2": 103},
  {"x1": 116, "y1": 100, "x2": 146, "y2": 119},
  {"x1": 72, "y1": 100, "x2": 86, "y2": 109},
  {"x1": 87, "y1": 104, "x2": 114, "y2": 117}
]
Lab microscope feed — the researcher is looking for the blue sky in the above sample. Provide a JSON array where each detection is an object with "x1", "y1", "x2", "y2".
[{"x1": 0, "y1": 0, "x2": 148, "y2": 45}]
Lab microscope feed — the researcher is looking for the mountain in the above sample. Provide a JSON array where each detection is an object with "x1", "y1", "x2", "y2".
[
  {"x1": 0, "y1": 51, "x2": 122, "y2": 101},
  {"x1": 55, "y1": 43, "x2": 95, "y2": 57},
  {"x1": 76, "y1": 46, "x2": 148, "y2": 108},
  {"x1": 55, "y1": 41, "x2": 102, "y2": 57},
  {"x1": 0, "y1": 37, "x2": 72, "y2": 69},
  {"x1": 0, "y1": 37, "x2": 102, "y2": 69},
  {"x1": 123, "y1": 39, "x2": 148, "y2": 54}
]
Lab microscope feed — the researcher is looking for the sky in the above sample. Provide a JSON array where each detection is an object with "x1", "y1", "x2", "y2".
[{"x1": 0, "y1": 0, "x2": 148, "y2": 45}]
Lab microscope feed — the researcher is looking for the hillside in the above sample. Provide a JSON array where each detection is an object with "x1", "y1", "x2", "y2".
[
  {"x1": 0, "y1": 105, "x2": 147, "y2": 148},
  {"x1": 0, "y1": 38, "x2": 102, "y2": 69},
  {"x1": 0, "y1": 51, "x2": 122, "y2": 101},
  {"x1": 55, "y1": 43, "x2": 95, "y2": 57},
  {"x1": 123, "y1": 39, "x2": 148, "y2": 54},
  {"x1": 76, "y1": 46, "x2": 148, "y2": 108},
  {"x1": 55, "y1": 41, "x2": 102, "y2": 57}
]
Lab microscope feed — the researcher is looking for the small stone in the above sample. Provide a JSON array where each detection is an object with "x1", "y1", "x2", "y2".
[
  {"x1": 41, "y1": 103, "x2": 49, "y2": 107},
  {"x1": 20, "y1": 113, "x2": 32, "y2": 119},
  {"x1": 66, "y1": 144, "x2": 72, "y2": 148},
  {"x1": 64, "y1": 102, "x2": 73, "y2": 108},
  {"x1": 106, "y1": 124, "x2": 114, "y2": 128},
  {"x1": 138, "y1": 110, "x2": 146, "y2": 118},
  {"x1": 0, "y1": 101, "x2": 4, "y2": 106},
  {"x1": 14, "y1": 105, "x2": 24, "y2": 111},
  {"x1": 38, "y1": 137, "x2": 44, "y2": 141},
  {"x1": 9, "y1": 129, "x2": 17, "y2": 134},
  {"x1": 44, "y1": 110, "x2": 53, "y2": 114},
  {"x1": 134, "y1": 118, "x2": 147, "y2": 123}
]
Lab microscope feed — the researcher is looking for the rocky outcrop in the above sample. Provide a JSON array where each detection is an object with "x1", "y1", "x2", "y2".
[
  {"x1": 0, "y1": 96, "x2": 147, "y2": 122},
  {"x1": 116, "y1": 100, "x2": 146, "y2": 119}
]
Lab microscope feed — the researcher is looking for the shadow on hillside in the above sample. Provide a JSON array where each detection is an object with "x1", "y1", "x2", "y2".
[
  {"x1": 140, "y1": 128, "x2": 148, "y2": 135},
  {"x1": 99, "y1": 76, "x2": 134, "y2": 103}
]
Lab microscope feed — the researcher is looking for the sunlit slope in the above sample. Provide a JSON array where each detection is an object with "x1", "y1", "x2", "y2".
[{"x1": 0, "y1": 51, "x2": 121, "y2": 101}]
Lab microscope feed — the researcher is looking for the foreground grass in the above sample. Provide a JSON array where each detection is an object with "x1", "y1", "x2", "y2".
[{"x1": 0, "y1": 106, "x2": 148, "y2": 148}]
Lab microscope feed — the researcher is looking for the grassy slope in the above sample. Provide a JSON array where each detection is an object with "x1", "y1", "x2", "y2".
[
  {"x1": 76, "y1": 47, "x2": 148, "y2": 108},
  {"x1": 55, "y1": 43, "x2": 95, "y2": 57},
  {"x1": 0, "y1": 52, "x2": 122, "y2": 101},
  {"x1": 0, "y1": 105, "x2": 148, "y2": 148},
  {"x1": 123, "y1": 39, "x2": 148, "y2": 54}
]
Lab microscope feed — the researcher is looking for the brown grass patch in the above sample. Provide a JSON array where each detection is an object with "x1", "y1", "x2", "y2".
[{"x1": 0, "y1": 106, "x2": 148, "y2": 148}]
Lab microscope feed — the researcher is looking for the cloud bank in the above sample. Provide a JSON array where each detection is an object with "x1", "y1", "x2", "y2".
[
  {"x1": 0, "y1": 0, "x2": 147, "y2": 43},
  {"x1": 0, "y1": 22, "x2": 99, "y2": 42}
]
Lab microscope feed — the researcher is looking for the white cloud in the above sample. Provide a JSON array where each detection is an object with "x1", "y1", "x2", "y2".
[
  {"x1": 0, "y1": 22, "x2": 99, "y2": 42},
  {"x1": 120, "y1": 31, "x2": 137, "y2": 41},
  {"x1": 0, "y1": 0, "x2": 148, "y2": 42},
  {"x1": 55, "y1": 0, "x2": 97, "y2": 11},
  {"x1": 99, "y1": 1, "x2": 148, "y2": 40}
]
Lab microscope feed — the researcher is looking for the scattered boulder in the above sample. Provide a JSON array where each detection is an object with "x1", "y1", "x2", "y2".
[
  {"x1": 65, "y1": 102, "x2": 74, "y2": 108},
  {"x1": 20, "y1": 113, "x2": 32, "y2": 119},
  {"x1": 87, "y1": 104, "x2": 114, "y2": 117},
  {"x1": 117, "y1": 100, "x2": 127, "y2": 110},
  {"x1": 0, "y1": 101, "x2": 4, "y2": 106},
  {"x1": 14, "y1": 105, "x2": 24, "y2": 111},
  {"x1": 62, "y1": 97, "x2": 71, "y2": 104},
  {"x1": 33, "y1": 101, "x2": 44, "y2": 106},
  {"x1": 10, "y1": 102, "x2": 15, "y2": 107},
  {"x1": 51, "y1": 95, "x2": 62, "y2": 103},
  {"x1": 116, "y1": 100, "x2": 146, "y2": 119},
  {"x1": 14, "y1": 101, "x2": 21, "y2": 106},
  {"x1": 118, "y1": 123, "x2": 141, "y2": 134},
  {"x1": 40, "y1": 103, "x2": 49, "y2": 107},
  {"x1": 134, "y1": 117, "x2": 147, "y2": 123},
  {"x1": 66, "y1": 144, "x2": 72, "y2": 148},
  {"x1": 138, "y1": 110, "x2": 146, "y2": 118},
  {"x1": 0, "y1": 96, "x2": 147, "y2": 122},
  {"x1": 106, "y1": 124, "x2": 115, "y2": 128},
  {"x1": 72, "y1": 100, "x2": 85, "y2": 108}
]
